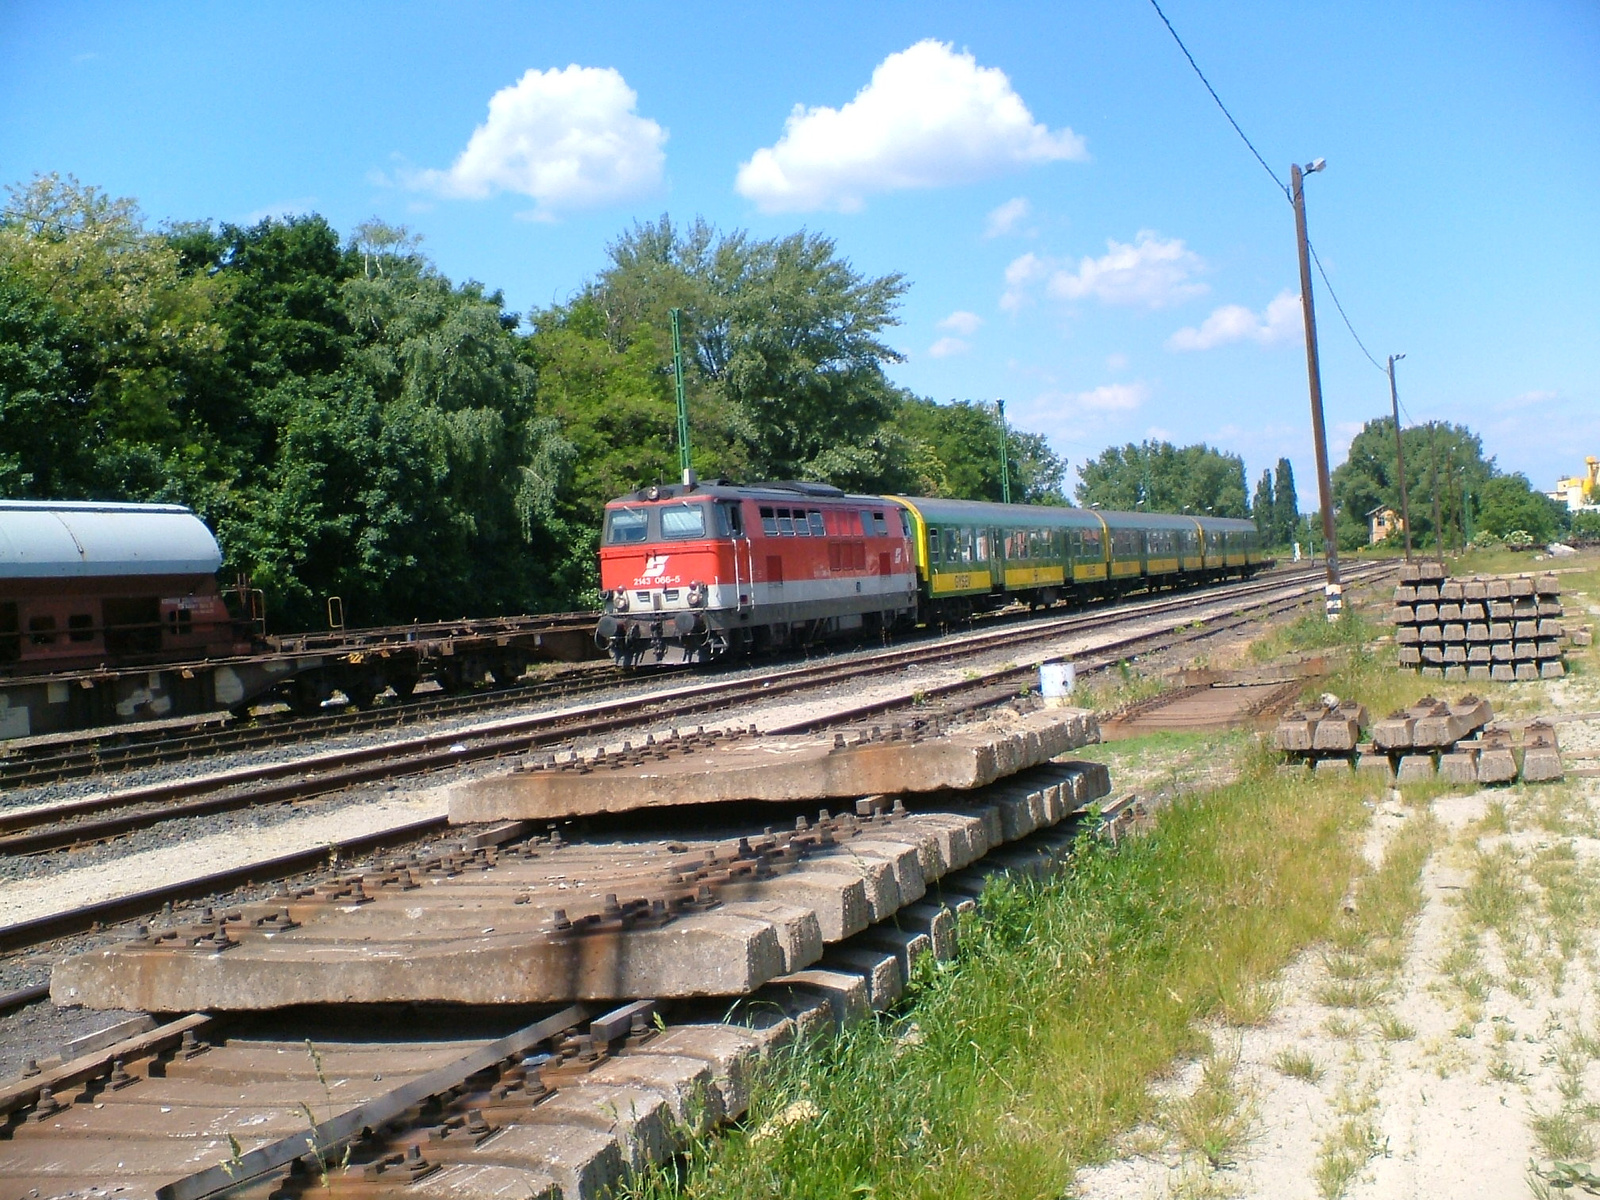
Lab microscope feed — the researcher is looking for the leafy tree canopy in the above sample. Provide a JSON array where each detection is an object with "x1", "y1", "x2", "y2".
[{"x1": 1074, "y1": 440, "x2": 1249, "y2": 518}]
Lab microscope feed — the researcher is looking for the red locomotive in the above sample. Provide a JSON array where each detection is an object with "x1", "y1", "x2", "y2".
[{"x1": 596, "y1": 481, "x2": 918, "y2": 666}]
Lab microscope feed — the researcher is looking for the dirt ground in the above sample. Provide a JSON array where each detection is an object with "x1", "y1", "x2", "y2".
[{"x1": 1073, "y1": 570, "x2": 1600, "y2": 1200}]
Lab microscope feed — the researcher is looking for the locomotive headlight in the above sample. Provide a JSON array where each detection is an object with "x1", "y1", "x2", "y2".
[
  {"x1": 613, "y1": 589, "x2": 630, "y2": 612},
  {"x1": 687, "y1": 580, "x2": 706, "y2": 608}
]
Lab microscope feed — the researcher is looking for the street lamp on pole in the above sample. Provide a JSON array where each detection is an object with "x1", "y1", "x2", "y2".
[{"x1": 1290, "y1": 158, "x2": 1343, "y2": 622}]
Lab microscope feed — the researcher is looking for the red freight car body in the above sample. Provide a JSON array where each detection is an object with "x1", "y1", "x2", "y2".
[
  {"x1": 596, "y1": 481, "x2": 918, "y2": 666},
  {"x1": 0, "y1": 501, "x2": 252, "y2": 675}
]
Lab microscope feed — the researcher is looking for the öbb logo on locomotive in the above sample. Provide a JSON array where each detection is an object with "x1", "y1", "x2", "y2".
[{"x1": 595, "y1": 479, "x2": 1262, "y2": 668}]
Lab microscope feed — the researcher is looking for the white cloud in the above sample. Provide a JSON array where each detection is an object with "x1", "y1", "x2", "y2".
[
  {"x1": 411, "y1": 65, "x2": 666, "y2": 218},
  {"x1": 1000, "y1": 251, "x2": 1050, "y2": 311},
  {"x1": 928, "y1": 336, "x2": 971, "y2": 358},
  {"x1": 983, "y1": 196, "x2": 1031, "y2": 239},
  {"x1": 937, "y1": 310, "x2": 984, "y2": 336},
  {"x1": 1036, "y1": 381, "x2": 1150, "y2": 414},
  {"x1": 1105, "y1": 352, "x2": 1129, "y2": 371},
  {"x1": 1047, "y1": 231, "x2": 1206, "y2": 308},
  {"x1": 735, "y1": 40, "x2": 1085, "y2": 213},
  {"x1": 1001, "y1": 232, "x2": 1205, "y2": 312},
  {"x1": 1166, "y1": 290, "x2": 1300, "y2": 351}
]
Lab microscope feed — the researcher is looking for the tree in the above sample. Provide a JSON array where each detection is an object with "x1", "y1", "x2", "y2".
[
  {"x1": 891, "y1": 397, "x2": 1066, "y2": 504},
  {"x1": 1251, "y1": 470, "x2": 1274, "y2": 540},
  {"x1": 550, "y1": 217, "x2": 911, "y2": 491},
  {"x1": 1475, "y1": 473, "x2": 1562, "y2": 544},
  {"x1": 1273, "y1": 458, "x2": 1299, "y2": 548},
  {"x1": 1332, "y1": 418, "x2": 1493, "y2": 551},
  {"x1": 1074, "y1": 440, "x2": 1249, "y2": 517}
]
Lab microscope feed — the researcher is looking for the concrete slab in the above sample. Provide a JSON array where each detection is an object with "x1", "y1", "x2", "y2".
[
  {"x1": 1522, "y1": 724, "x2": 1563, "y2": 782},
  {"x1": 1370, "y1": 714, "x2": 1415, "y2": 751},
  {"x1": 1396, "y1": 755, "x2": 1435, "y2": 783},
  {"x1": 53, "y1": 762, "x2": 1112, "y2": 1011},
  {"x1": 449, "y1": 708, "x2": 1098, "y2": 823},
  {"x1": 1439, "y1": 750, "x2": 1478, "y2": 784},
  {"x1": 410, "y1": 1164, "x2": 561, "y2": 1200},
  {"x1": 467, "y1": 1122, "x2": 626, "y2": 1200}
]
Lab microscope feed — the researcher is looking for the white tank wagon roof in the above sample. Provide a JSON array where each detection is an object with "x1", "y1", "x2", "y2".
[{"x1": 0, "y1": 501, "x2": 223, "y2": 579}]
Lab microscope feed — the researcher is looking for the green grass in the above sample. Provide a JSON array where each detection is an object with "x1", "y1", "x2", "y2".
[
  {"x1": 1272, "y1": 1047, "x2": 1325, "y2": 1084},
  {"x1": 622, "y1": 761, "x2": 1378, "y2": 1200},
  {"x1": 1162, "y1": 1046, "x2": 1256, "y2": 1169}
]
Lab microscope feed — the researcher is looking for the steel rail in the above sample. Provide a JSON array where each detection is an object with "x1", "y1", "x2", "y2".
[
  {"x1": 0, "y1": 567, "x2": 1292, "y2": 784},
  {"x1": 0, "y1": 813, "x2": 450, "y2": 953},
  {"x1": 158, "y1": 1003, "x2": 594, "y2": 1200},
  {"x1": 0, "y1": 566, "x2": 1385, "y2": 860}
]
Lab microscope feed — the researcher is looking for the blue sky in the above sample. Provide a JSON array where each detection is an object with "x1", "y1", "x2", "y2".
[{"x1": 3, "y1": 1, "x2": 1597, "y2": 506}]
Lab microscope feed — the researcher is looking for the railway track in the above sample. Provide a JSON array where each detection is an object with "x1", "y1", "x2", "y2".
[
  {"x1": 1, "y1": 776, "x2": 1142, "y2": 1200},
  {"x1": 0, "y1": 568, "x2": 1398, "y2": 1198},
  {"x1": 0, "y1": 567, "x2": 1299, "y2": 788},
  {"x1": 0, "y1": 566, "x2": 1381, "y2": 862},
  {"x1": 0, "y1": 663, "x2": 629, "y2": 791},
  {"x1": 0, "y1": 563, "x2": 1389, "y2": 955}
]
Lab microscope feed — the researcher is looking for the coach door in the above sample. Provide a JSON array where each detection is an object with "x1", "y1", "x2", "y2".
[{"x1": 721, "y1": 501, "x2": 755, "y2": 614}]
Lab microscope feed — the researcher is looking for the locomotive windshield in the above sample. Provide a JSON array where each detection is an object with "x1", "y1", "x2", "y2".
[
  {"x1": 659, "y1": 502, "x2": 709, "y2": 540},
  {"x1": 604, "y1": 506, "x2": 650, "y2": 544}
]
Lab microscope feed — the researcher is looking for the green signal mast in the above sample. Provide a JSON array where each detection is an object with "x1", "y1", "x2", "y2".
[
  {"x1": 996, "y1": 398, "x2": 1012, "y2": 504},
  {"x1": 670, "y1": 308, "x2": 695, "y2": 487}
]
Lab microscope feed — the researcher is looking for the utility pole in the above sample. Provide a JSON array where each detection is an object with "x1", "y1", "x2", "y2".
[
  {"x1": 669, "y1": 307, "x2": 694, "y2": 487},
  {"x1": 1440, "y1": 422, "x2": 1452, "y2": 563},
  {"x1": 1291, "y1": 160, "x2": 1342, "y2": 621},
  {"x1": 1387, "y1": 354, "x2": 1413, "y2": 561},
  {"x1": 995, "y1": 399, "x2": 1012, "y2": 504}
]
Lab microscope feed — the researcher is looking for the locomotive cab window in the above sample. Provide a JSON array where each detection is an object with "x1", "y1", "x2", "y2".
[
  {"x1": 871, "y1": 511, "x2": 888, "y2": 536},
  {"x1": 659, "y1": 503, "x2": 707, "y2": 540},
  {"x1": 605, "y1": 506, "x2": 651, "y2": 545},
  {"x1": 715, "y1": 503, "x2": 744, "y2": 537}
]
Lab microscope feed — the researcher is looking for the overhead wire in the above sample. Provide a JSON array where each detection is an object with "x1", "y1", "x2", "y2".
[
  {"x1": 1308, "y1": 242, "x2": 1387, "y2": 373},
  {"x1": 1146, "y1": 0, "x2": 1288, "y2": 198},
  {"x1": 1146, "y1": 0, "x2": 1389, "y2": 375}
]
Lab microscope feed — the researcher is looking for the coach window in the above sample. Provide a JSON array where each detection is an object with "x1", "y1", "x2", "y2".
[
  {"x1": 808, "y1": 511, "x2": 826, "y2": 537},
  {"x1": 604, "y1": 506, "x2": 651, "y2": 544},
  {"x1": 928, "y1": 528, "x2": 941, "y2": 564},
  {"x1": 68, "y1": 613, "x2": 95, "y2": 643},
  {"x1": 759, "y1": 506, "x2": 778, "y2": 536},
  {"x1": 776, "y1": 508, "x2": 795, "y2": 535},
  {"x1": 660, "y1": 503, "x2": 708, "y2": 540},
  {"x1": 975, "y1": 531, "x2": 989, "y2": 561},
  {"x1": 28, "y1": 615, "x2": 56, "y2": 646}
]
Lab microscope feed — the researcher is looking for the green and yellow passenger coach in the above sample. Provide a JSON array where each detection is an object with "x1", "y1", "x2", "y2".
[{"x1": 888, "y1": 496, "x2": 1262, "y2": 622}]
